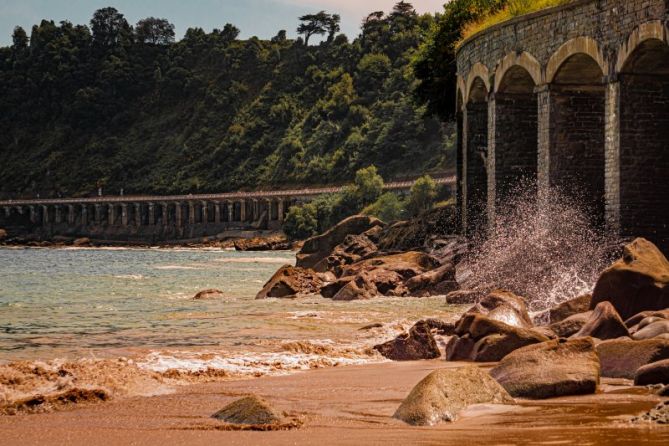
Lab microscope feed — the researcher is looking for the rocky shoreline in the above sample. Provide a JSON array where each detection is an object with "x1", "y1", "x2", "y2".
[{"x1": 253, "y1": 210, "x2": 669, "y2": 427}]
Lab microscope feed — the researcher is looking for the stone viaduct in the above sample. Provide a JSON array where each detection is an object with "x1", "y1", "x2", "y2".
[
  {"x1": 0, "y1": 177, "x2": 454, "y2": 243},
  {"x1": 456, "y1": 0, "x2": 669, "y2": 251}
]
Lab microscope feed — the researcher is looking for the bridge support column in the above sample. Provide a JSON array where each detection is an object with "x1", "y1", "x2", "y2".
[
  {"x1": 135, "y1": 204, "x2": 142, "y2": 226},
  {"x1": 188, "y1": 202, "x2": 195, "y2": 225},
  {"x1": 201, "y1": 201, "x2": 209, "y2": 224},
  {"x1": 536, "y1": 85, "x2": 552, "y2": 199},
  {"x1": 148, "y1": 203, "x2": 155, "y2": 226},
  {"x1": 462, "y1": 91, "x2": 489, "y2": 237},
  {"x1": 240, "y1": 200, "x2": 246, "y2": 222},
  {"x1": 41, "y1": 206, "x2": 49, "y2": 225},
  {"x1": 121, "y1": 204, "x2": 128, "y2": 227},
  {"x1": 67, "y1": 205, "x2": 75, "y2": 225},
  {"x1": 94, "y1": 205, "x2": 102, "y2": 225},
  {"x1": 227, "y1": 201, "x2": 234, "y2": 223},
  {"x1": 214, "y1": 202, "x2": 221, "y2": 224},
  {"x1": 108, "y1": 205, "x2": 115, "y2": 226},
  {"x1": 161, "y1": 203, "x2": 167, "y2": 226},
  {"x1": 81, "y1": 205, "x2": 88, "y2": 226},
  {"x1": 277, "y1": 199, "x2": 284, "y2": 223},
  {"x1": 175, "y1": 202, "x2": 182, "y2": 228},
  {"x1": 54, "y1": 205, "x2": 62, "y2": 224}
]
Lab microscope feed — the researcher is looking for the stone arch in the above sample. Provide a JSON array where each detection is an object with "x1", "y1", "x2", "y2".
[
  {"x1": 465, "y1": 63, "x2": 490, "y2": 104},
  {"x1": 617, "y1": 28, "x2": 669, "y2": 251},
  {"x1": 616, "y1": 20, "x2": 667, "y2": 73},
  {"x1": 546, "y1": 37, "x2": 608, "y2": 84},
  {"x1": 494, "y1": 51, "x2": 542, "y2": 93}
]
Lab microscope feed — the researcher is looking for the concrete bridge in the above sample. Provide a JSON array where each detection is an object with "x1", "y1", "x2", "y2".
[
  {"x1": 456, "y1": 0, "x2": 669, "y2": 250},
  {"x1": 0, "y1": 177, "x2": 454, "y2": 243}
]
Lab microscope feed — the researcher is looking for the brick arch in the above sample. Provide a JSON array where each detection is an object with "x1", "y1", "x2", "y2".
[
  {"x1": 493, "y1": 51, "x2": 542, "y2": 92},
  {"x1": 545, "y1": 37, "x2": 608, "y2": 83},
  {"x1": 465, "y1": 63, "x2": 490, "y2": 103},
  {"x1": 615, "y1": 20, "x2": 668, "y2": 73}
]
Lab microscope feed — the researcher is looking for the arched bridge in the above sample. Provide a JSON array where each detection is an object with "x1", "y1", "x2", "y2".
[
  {"x1": 456, "y1": 0, "x2": 669, "y2": 251},
  {"x1": 0, "y1": 176, "x2": 455, "y2": 243}
]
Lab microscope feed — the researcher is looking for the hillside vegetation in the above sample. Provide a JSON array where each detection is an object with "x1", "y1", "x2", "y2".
[{"x1": 0, "y1": 2, "x2": 451, "y2": 199}]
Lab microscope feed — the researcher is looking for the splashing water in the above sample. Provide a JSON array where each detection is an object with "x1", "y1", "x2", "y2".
[{"x1": 459, "y1": 185, "x2": 618, "y2": 311}]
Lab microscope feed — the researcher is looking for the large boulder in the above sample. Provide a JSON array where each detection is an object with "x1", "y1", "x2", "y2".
[
  {"x1": 332, "y1": 269, "x2": 405, "y2": 301},
  {"x1": 296, "y1": 215, "x2": 383, "y2": 271},
  {"x1": 490, "y1": 338, "x2": 600, "y2": 399},
  {"x1": 596, "y1": 338, "x2": 669, "y2": 378},
  {"x1": 212, "y1": 395, "x2": 283, "y2": 425},
  {"x1": 634, "y1": 359, "x2": 669, "y2": 386},
  {"x1": 445, "y1": 335, "x2": 476, "y2": 361},
  {"x1": 445, "y1": 289, "x2": 486, "y2": 305},
  {"x1": 393, "y1": 367, "x2": 513, "y2": 426},
  {"x1": 376, "y1": 206, "x2": 458, "y2": 252},
  {"x1": 624, "y1": 309, "x2": 669, "y2": 328},
  {"x1": 405, "y1": 262, "x2": 459, "y2": 297},
  {"x1": 591, "y1": 238, "x2": 669, "y2": 321},
  {"x1": 549, "y1": 311, "x2": 592, "y2": 338},
  {"x1": 632, "y1": 320, "x2": 669, "y2": 340},
  {"x1": 340, "y1": 251, "x2": 441, "y2": 281},
  {"x1": 549, "y1": 294, "x2": 592, "y2": 324},
  {"x1": 255, "y1": 265, "x2": 323, "y2": 299},
  {"x1": 572, "y1": 301, "x2": 630, "y2": 340},
  {"x1": 467, "y1": 290, "x2": 533, "y2": 329},
  {"x1": 373, "y1": 321, "x2": 440, "y2": 361},
  {"x1": 326, "y1": 234, "x2": 377, "y2": 276}
]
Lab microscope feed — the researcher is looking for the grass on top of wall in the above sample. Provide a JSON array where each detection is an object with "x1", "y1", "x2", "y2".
[{"x1": 459, "y1": 0, "x2": 573, "y2": 45}]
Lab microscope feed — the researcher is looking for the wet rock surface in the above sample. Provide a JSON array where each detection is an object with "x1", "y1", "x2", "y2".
[
  {"x1": 212, "y1": 395, "x2": 283, "y2": 425},
  {"x1": 255, "y1": 265, "x2": 324, "y2": 299},
  {"x1": 549, "y1": 294, "x2": 592, "y2": 324},
  {"x1": 634, "y1": 359, "x2": 669, "y2": 386},
  {"x1": 591, "y1": 238, "x2": 669, "y2": 320},
  {"x1": 596, "y1": 338, "x2": 669, "y2": 379},
  {"x1": 393, "y1": 367, "x2": 513, "y2": 426},
  {"x1": 572, "y1": 301, "x2": 629, "y2": 340},
  {"x1": 631, "y1": 401, "x2": 669, "y2": 424},
  {"x1": 373, "y1": 321, "x2": 440, "y2": 361},
  {"x1": 550, "y1": 311, "x2": 592, "y2": 338},
  {"x1": 490, "y1": 338, "x2": 600, "y2": 399},
  {"x1": 193, "y1": 289, "x2": 226, "y2": 300}
]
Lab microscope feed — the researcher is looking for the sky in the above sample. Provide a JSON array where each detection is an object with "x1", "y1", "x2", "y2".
[{"x1": 0, "y1": 0, "x2": 446, "y2": 46}]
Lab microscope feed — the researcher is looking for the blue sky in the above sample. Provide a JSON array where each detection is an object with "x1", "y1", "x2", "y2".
[{"x1": 0, "y1": 0, "x2": 446, "y2": 46}]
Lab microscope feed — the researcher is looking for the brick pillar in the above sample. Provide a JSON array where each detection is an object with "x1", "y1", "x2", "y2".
[
  {"x1": 604, "y1": 81, "x2": 621, "y2": 235},
  {"x1": 108, "y1": 205, "x2": 115, "y2": 226},
  {"x1": 487, "y1": 96, "x2": 497, "y2": 228},
  {"x1": 201, "y1": 201, "x2": 209, "y2": 224},
  {"x1": 227, "y1": 201, "x2": 234, "y2": 222},
  {"x1": 161, "y1": 203, "x2": 167, "y2": 226},
  {"x1": 67, "y1": 205, "x2": 75, "y2": 225},
  {"x1": 536, "y1": 84, "x2": 552, "y2": 199},
  {"x1": 240, "y1": 200, "x2": 246, "y2": 222},
  {"x1": 462, "y1": 101, "x2": 489, "y2": 236},
  {"x1": 214, "y1": 202, "x2": 221, "y2": 224},
  {"x1": 277, "y1": 199, "x2": 284, "y2": 222}
]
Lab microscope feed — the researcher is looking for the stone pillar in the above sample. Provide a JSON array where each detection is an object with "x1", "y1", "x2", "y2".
[
  {"x1": 148, "y1": 203, "x2": 155, "y2": 226},
  {"x1": 214, "y1": 202, "x2": 221, "y2": 224},
  {"x1": 161, "y1": 203, "x2": 168, "y2": 226},
  {"x1": 188, "y1": 202, "x2": 195, "y2": 225},
  {"x1": 536, "y1": 84, "x2": 552, "y2": 199},
  {"x1": 54, "y1": 205, "x2": 62, "y2": 224},
  {"x1": 240, "y1": 200, "x2": 246, "y2": 222},
  {"x1": 604, "y1": 81, "x2": 621, "y2": 235},
  {"x1": 81, "y1": 205, "x2": 88, "y2": 226},
  {"x1": 265, "y1": 199, "x2": 272, "y2": 221},
  {"x1": 460, "y1": 109, "x2": 469, "y2": 233},
  {"x1": 227, "y1": 201, "x2": 234, "y2": 222},
  {"x1": 487, "y1": 96, "x2": 497, "y2": 228},
  {"x1": 95, "y1": 205, "x2": 102, "y2": 225},
  {"x1": 175, "y1": 202, "x2": 182, "y2": 227},
  {"x1": 42, "y1": 205, "x2": 49, "y2": 225},
  {"x1": 121, "y1": 204, "x2": 128, "y2": 226},
  {"x1": 201, "y1": 201, "x2": 209, "y2": 224},
  {"x1": 135, "y1": 204, "x2": 142, "y2": 226},
  {"x1": 108, "y1": 204, "x2": 116, "y2": 226},
  {"x1": 277, "y1": 199, "x2": 285, "y2": 222},
  {"x1": 68, "y1": 205, "x2": 75, "y2": 225}
]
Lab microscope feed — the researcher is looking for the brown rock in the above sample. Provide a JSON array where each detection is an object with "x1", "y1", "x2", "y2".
[
  {"x1": 72, "y1": 237, "x2": 91, "y2": 247},
  {"x1": 549, "y1": 311, "x2": 592, "y2": 338},
  {"x1": 320, "y1": 277, "x2": 352, "y2": 298},
  {"x1": 633, "y1": 320, "x2": 669, "y2": 340},
  {"x1": 296, "y1": 215, "x2": 384, "y2": 271},
  {"x1": 326, "y1": 234, "x2": 377, "y2": 276},
  {"x1": 255, "y1": 265, "x2": 323, "y2": 299},
  {"x1": 340, "y1": 251, "x2": 440, "y2": 281},
  {"x1": 549, "y1": 294, "x2": 592, "y2": 324},
  {"x1": 591, "y1": 238, "x2": 669, "y2": 320},
  {"x1": 445, "y1": 335, "x2": 476, "y2": 361},
  {"x1": 624, "y1": 309, "x2": 669, "y2": 328},
  {"x1": 373, "y1": 321, "x2": 440, "y2": 361},
  {"x1": 393, "y1": 367, "x2": 513, "y2": 426},
  {"x1": 332, "y1": 276, "x2": 375, "y2": 301},
  {"x1": 445, "y1": 289, "x2": 485, "y2": 305},
  {"x1": 0, "y1": 228, "x2": 7, "y2": 240},
  {"x1": 490, "y1": 338, "x2": 600, "y2": 399},
  {"x1": 466, "y1": 290, "x2": 534, "y2": 329},
  {"x1": 212, "y1": 395, "x2": 283, "y2": 425},
  {"x1": 572, "y1": 301, "x2": 630, "y2": 340},
  {"x1": 634, "y1": 359, "x2": 669, "y2": 386},
  {"x1": 233, "y1": 235, "x2": 289, "y2": 251},
  {"x1": 596, "y1": 338, "x2": 669, "y2": 378},
  {"x1": 405, "y1": 262, "x2": 458, "y2": 297},
  {"x1": 193, "y1": 289, "x2": 225, "y2": 300}
]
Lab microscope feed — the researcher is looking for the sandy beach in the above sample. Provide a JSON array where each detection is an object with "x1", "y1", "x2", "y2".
[{"x1": 1, "y1": 360, "x2": 668, "y2": 445}]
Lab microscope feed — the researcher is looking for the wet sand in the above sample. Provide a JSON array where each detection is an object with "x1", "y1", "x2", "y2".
[{"x1": 1, "y1": 360, "x2": 668, "y2": 445}]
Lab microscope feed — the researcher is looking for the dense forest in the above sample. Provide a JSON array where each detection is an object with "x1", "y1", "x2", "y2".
[{"x1": 0, "y1": 2, "x2": 456, "y2": 199}]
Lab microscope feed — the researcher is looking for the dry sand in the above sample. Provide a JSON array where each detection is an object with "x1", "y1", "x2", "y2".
[{"x1": 1, "y1": 360, "x2": 668, "y2": 445}]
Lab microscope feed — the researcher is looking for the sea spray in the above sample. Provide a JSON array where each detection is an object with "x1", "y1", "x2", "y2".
[{"x1": 459, "y1": 185, "x2": 618, "y2": 311}]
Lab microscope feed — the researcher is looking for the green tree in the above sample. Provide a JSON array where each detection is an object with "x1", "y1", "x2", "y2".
[
  {"x1": 407, "y1": 175, "x2": 437, "y2": 216},
  {"x1": 363, "y1": 192, "x2": 404, "y2": 222},
  {"x1": 297, "y1": 11, "x2": 330, "y2": 45},
  {"x1": 326, "y1": 14, "x2": 341, "y2": 42},
  {"x1": 283, "y1": 203, "x2": 318, "y2": 239},
  {"x1": 353, "y1": 165, "x2": 384, "y2": 206},
  {"x1": 90, "y1": 7, "x2": 131, "y2": 49},
  {"x1": 135, "y1": 17, "x2": 175, "y2": 45},
  {"x1": 11, "y1": 26, "x2": 28, "y2": 51}
]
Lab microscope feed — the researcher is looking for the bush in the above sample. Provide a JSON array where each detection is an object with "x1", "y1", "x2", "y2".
[
  {"x1": 283, "y1": 203, "x2": 318, "y2": 240},
  {"x1": 406, "y1": 174, "x2": 437, "y2": 216},
  {"x1": 363, "y1": 192, "x2": 405, "y2": 222}
]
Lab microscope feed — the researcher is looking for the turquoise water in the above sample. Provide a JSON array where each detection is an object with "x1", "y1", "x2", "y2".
[{"x1": 0, "y1": 248, "x2": 461, "y2": 365}]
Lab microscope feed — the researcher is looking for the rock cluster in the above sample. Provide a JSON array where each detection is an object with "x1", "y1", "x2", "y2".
[{"x1": 212, "y1": 395, "x2": 284, "y2": 425}]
